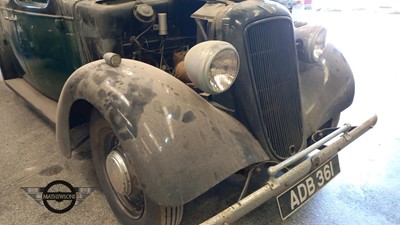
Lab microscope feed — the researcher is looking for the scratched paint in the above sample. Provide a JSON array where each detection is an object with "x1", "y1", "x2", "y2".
[{"x1": 57, "y1": 59, "x2": 269, "y2": 206}]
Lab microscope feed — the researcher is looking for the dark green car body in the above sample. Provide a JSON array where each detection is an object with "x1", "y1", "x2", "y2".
[
  {"x1": 0, "y1": 0, "x2": 80, "y2": 99},
  {"x1": 0, "y1": 0, "x2": 357, "y2": 223}
]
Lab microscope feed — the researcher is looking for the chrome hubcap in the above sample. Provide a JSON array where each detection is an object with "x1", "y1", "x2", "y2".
[{"x1": 106, "y1": 150, "x2": 131, "y2": 196}]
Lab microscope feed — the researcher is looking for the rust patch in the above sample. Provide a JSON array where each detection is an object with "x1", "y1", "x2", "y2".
[
  {"x1": 107, "y1": 83, "x2": 156, "y2": 140},
  {"x1": 182, "y1": 111, "x2": 196, "y2": 123}
]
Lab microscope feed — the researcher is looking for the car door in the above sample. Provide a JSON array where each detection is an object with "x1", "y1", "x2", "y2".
[
  {"x1": 0, "y1": 0, "x2": 27, "y2": 78},
  {"x1": 10, "y1": 0, "x2": 81, "y2": 100}
]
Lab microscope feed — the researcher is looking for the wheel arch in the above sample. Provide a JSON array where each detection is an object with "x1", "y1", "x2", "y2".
[
  {"x1": 299, "y1": 44, "x2": 355, "y2": 138},
  {"x1": 64, "y1": 99, "x2": 94, "y2": 153},
  {"x1": 56, "y1": 58, "x2": 269, "y2": 206}
]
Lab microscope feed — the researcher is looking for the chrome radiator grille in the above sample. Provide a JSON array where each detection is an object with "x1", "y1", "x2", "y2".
[{"x1": 244, "y1": 18, "x2": 303, "y2": 159}]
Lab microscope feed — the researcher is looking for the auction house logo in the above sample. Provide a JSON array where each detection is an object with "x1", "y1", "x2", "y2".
[{"x1": 21, "y1": 180, "x2": 95, "y2": 214}]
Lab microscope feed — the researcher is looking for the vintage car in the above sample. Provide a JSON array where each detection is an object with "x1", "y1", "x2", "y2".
[{"x1": 0, "y1": 0, "x2": 377, "y2": 224}]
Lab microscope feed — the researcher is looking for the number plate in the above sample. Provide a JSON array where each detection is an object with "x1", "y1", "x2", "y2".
[{"x1": 276, "y1": 155, "x2": 340, "y2": 220}]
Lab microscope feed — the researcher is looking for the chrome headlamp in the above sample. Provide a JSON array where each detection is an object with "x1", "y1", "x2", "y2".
[
  {"x1": 184, "y1": 41, "x2": 239, "y2": 95},
  {"x1": 295, "y1": 25, "x2": 327, "y2": 63}
]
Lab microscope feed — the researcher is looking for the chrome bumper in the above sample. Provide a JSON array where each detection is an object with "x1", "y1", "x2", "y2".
[{"x1": 200, "y1": 115, "x2": 378, "y2": 225}]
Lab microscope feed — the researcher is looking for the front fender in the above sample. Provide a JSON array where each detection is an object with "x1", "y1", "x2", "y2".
[
  {"x1": 299, "y1": 44, "x2": 355, "y2": 137},
  {"x1": 56, "y1": 59, "x2": 269, "y2": 206}
]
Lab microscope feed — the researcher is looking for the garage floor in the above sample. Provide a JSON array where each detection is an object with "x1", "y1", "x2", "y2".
[{"x1": 1, "y1": 10, "x2": 399, "y2": 225}]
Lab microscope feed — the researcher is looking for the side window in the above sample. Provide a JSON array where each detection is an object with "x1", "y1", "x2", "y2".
[{"x1": 14, "y1": 0, "x2": 48, "y2": 8}]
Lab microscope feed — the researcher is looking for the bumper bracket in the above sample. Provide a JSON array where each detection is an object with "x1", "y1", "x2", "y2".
[{"x1": 200, "y1": 115, "x2": 378, "y2": 225}]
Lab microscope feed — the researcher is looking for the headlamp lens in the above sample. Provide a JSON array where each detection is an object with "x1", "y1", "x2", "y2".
[{"x1": 209, "y1": 49, "x2": 239, "y2": 93}]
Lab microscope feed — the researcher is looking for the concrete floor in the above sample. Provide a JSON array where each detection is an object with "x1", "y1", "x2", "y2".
[{"x1": 1, "y1": 10, "x2": 399, "y2": 225}]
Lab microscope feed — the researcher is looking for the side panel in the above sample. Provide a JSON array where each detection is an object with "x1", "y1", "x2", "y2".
[
  {"x1": 10, "y1": 0, "x2": 81, "y2": 100},
  {"x1": 300, "y1": 44, "x2": 355, "y2": 137},
  {"x1": 0, "y1": 0, "x2": 25, "y2": 79},
  {"x1": 57, "y1": 59, "x2": 269, "y2": 206}
]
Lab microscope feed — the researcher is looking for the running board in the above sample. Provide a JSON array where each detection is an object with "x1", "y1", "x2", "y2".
[{"x1": 5, "y1": 78, "x2": 57, "y2": 125}]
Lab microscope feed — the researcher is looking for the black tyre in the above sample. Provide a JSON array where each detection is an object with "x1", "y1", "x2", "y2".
[{"x1": 90, "y1": 109, "x2": 183, "y2": 225}]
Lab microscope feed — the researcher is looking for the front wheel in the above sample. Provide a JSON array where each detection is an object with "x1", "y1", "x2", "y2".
[{"x1": 90, "y1": 109, "x2": 183, "y2": 225}]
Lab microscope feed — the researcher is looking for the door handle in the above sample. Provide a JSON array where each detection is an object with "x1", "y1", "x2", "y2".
[{"x1": 4, "y1": 16, "x2": 17, "y2": 21}]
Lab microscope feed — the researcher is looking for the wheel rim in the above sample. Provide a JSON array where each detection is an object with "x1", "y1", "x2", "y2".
[
  {"x1": 105, "y1": 137, "x2": 145, "y2": 219},
  {"x1": 106, "y1": 150, "x2": 132, "y2": 196}
]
